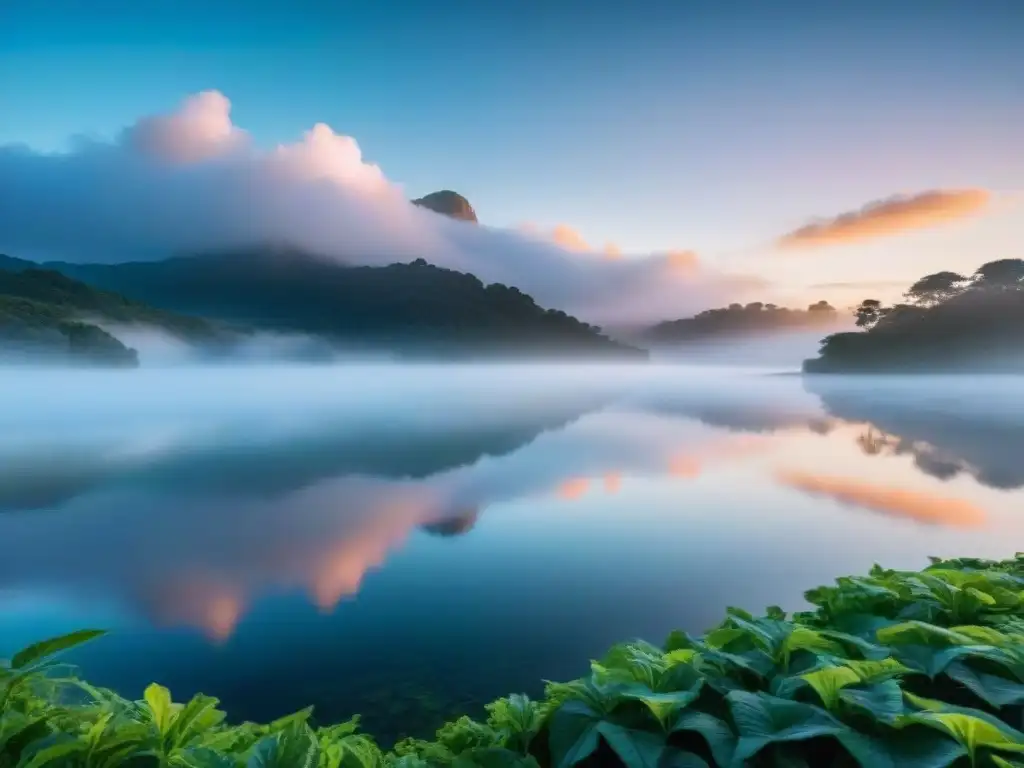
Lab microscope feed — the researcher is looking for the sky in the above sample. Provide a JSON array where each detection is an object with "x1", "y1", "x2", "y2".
[{"x1": 0, "y1": 0, "x2": 1022, "y2": 315}]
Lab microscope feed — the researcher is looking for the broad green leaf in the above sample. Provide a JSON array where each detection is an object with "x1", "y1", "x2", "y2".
[
  {"x1": 622, "y1": 688, "x2": 702, "y2": 728},
  {"x1": 10, "y1": 629, "x2": 106, "y2": 669},
  {"x1": 943, "y1": 660, "x2": 1024, "y2": 709},
  {"x1": 702, "y1": 628, "x2": 747, "y2": 650},
  {"x1": 838, "y1": 680, "x2": 905, "y2": 724},
  {"x1": 246, "y1": 723, "x2": 320, "y2": 768},
  {"x1": 671, "y1": 710, "x2": 736, "y2": 766},
  {"x1": 17, "y1": 736, "x2": 89, "y2": 768},
  {"x1": 0, "y1": 713, "x2": 50, "y2": 753},
  {"x1": 901, "y1": 711, "x2": 1024, "y2": 759},
  {"x1": 993, "y1": 757, "x2": 1024, "y2": 767},
  {"x1": 781, "y1": 627, "x2": 845, "y2": 660},
  {"x1": 727, "y1": 690, "x2": 893, "y2": 766},
  {"x1": 842, "y1": 657, "x2": 912, "y2": 683},
  {"x1": 165, "y1": 694, "x2": 226, "y2": 749},
  {"x1": 948, "y1": 625, "x2": 1010, "y2": 646},
  {"x1": 800, "y1": 666, "x2": 860, "y2": 710},
  {"x1": 596, "y1": 721, "x2": 665, "y2": 768},
  {"x1": 876, "y1": 621, "x2": 975, "y2": 647},
  {"x1": 664, "y1": 630, "x2": 696, "y2": 653},
  {"x1": 881, "y1": 728, "x2": 966, "y2": 768},
  {"x1": 144, "y1": 682, "x2": 176, "y2": 734},
  {"x1": 334, "y1": 734, "x2": 384, "y2": 768},
  {"x1": 548, "y1": 700, "x2": 601, "y2": 768},
  {"x1": 664, "y1": 649, "x2": 697, "y2": 665}
]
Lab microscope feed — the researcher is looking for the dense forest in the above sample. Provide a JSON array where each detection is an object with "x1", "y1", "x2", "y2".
[
  {"x1": 805, "y1": 258, "x2": 1024, "y2": 372},
  {"x1": 645, "y1": 300, "x2": 840, "y2": 343},
  {"x1": 0, "y1": 257, "x2": 233, "y2": 366},
  {"x1": 47, "y1": 247, "x2": 645, "y2": 359}
]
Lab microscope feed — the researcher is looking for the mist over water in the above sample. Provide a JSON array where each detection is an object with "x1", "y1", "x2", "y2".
[{"x1": 1, "y1": 362, "x2": 1021, "y2": 740}]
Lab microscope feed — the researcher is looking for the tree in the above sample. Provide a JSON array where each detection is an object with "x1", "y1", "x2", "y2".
[
  {"x1": 808, "y1": 300, "x2": 835, "y2": 313},
  {"x1": 904, "y1": 271, "x2": 967, "y2": 306},
  {"x1": 973, "y1": 259, "x2": 1024, "y2": 289},
  {"x1": 854, "y1": 299, "x2": 884, "y2": 328}
]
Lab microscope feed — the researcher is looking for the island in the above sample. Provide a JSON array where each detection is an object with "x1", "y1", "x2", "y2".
[
  {"x1": 644, "y1": 300, "x2": 840, "y2": 343},
  {"x1": 804, "y1": 258, "x2": 1024, "y2": 373}
]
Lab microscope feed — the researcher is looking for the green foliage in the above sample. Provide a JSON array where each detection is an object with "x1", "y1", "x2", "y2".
[{"x1": 2, "y1": 556, "x2": 1023, "y2": 766}]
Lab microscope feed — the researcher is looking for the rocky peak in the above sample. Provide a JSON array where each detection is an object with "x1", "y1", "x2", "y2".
[{"x1": 411, "y1": 190, "x2": 478, "y2": 223}]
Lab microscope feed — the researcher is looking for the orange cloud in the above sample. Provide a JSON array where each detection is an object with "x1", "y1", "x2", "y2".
[
  {"x1": 603, "y1": 472, "x2": 622, "y2": 494},
  {"x1": 551, "y1": 224, "x2": 593, "y2": 252},
  {"x1": 778, "y1": 189, "x2": 992, "y2": 249},
  {"x1": 666, "y1": 250, "x2": 700, "y2": 273},
  {"x1": 603, "y1": 243, "x2": 623, "y2": 260},
  {"x1": 776, "y1": 470, "x2": 987, "y2": 529},
  {"x1": 556, "y1": 477, "x2": 591, "y2": 500},
  {"x1": 668, "y1": 456, "x2": 703, "y2": 478}
]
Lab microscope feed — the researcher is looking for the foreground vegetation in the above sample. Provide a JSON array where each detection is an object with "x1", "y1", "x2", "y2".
[
  {"x1": 805, "y1": 258, "x2": 1024, "y2": 372},
  {"x1": 3, "y1": 556, "x2": 1024, "y2": 767}
]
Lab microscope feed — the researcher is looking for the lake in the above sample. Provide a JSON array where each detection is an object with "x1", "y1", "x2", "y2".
[{"x1": 0, "y1": 363, "x2": 1021, "y2": 743}]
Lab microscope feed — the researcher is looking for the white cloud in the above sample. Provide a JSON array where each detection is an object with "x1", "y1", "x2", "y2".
[{"x1": 0, "y1": 91, "x2": 763, "y2": 324}]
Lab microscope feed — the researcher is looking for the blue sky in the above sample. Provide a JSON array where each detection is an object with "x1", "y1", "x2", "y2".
[{"x1": 1, "y1": 0, "x2": 1021, "y2": 300}]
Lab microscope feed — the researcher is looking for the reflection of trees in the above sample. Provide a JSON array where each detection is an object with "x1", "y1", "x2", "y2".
[
  {"x1": 0, "y1": 398, "x2": 606, "y2": 513},
  {"x1": 808, "y1": 377, "x2": 1024, "y2": 489},
  {"x1": 420, "y1": 509, "x2": 479, "y2": 537}
]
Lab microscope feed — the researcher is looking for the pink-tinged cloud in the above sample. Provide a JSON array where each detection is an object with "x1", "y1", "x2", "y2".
[
  {"x1": 778, "y1": 189, "x2": 992, "y2": 249},
  {"x1": 776, "y1": 470, "x2": 987, "y2": 529},
  {"x1": 556, "y1": 477, "x2": 591, "y2": 500}
]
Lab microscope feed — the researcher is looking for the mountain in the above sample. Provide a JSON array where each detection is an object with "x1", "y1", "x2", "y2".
[
  {"x1": 43, "y1": 247, "x2": 645, "y2": 360},
  {"x1": 644, "y1": 300, "x2": 841, "y2": 343},
  {"x1": 0, "y1": 257, "x2": 230, "y2": 366},
  {"x1": 411, "y1": 190, "x2": 478, "y2": 223}
]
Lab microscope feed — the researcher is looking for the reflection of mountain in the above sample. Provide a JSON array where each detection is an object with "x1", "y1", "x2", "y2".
[
  {"x1": 421, "y1": 509, "x2": 479, "y2": 537},
  {"x1": 0, "y1": 399, "x2": 772, "y2": 640},
  {"x1": 806, "y1": 375, "x2": 1024, "y2": 489},
  {"x1": 0, "y1": 398, "x2": 607, "y2": 513}
]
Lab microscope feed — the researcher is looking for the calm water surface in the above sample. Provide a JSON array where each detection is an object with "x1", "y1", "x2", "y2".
[{"x1": 0, "y1": 364, "x2": 1021, "y2": 741}]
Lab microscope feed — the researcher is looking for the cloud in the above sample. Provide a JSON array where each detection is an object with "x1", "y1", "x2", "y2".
[
  {"x1": 0, "y1": 91, "x2": 759, "y2": 324},
  {"x1": 778, "y1": 189, "x2": 992, "y2": 250},
  {"x1": 776, "y1": 469, "x2": 987, "y2": 529}
]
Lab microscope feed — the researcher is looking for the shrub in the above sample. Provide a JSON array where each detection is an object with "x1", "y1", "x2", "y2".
[{"x1": 2, "y1": 555, "x2": 1023, "y2": 766}]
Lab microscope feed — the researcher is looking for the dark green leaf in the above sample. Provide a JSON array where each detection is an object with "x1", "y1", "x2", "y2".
[
  {"x1": 10, "y1": 629, "x2": 106, "y2": 669},
  {"x1": 548, "y1": 701, "x2": 601, "y2": 768}
]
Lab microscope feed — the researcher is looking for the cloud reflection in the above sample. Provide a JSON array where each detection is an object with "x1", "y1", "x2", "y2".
[{"x1": 776, "y1": 469, "x2": 987, "y2": 529}]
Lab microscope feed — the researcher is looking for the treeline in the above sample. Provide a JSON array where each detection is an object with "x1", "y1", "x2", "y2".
[
  {"x1": 805, "y1": 258, "x2": 1024, "y2": 372},
  {"x1": 646, "y1": 300, "x2": 838, "y2": 343}
]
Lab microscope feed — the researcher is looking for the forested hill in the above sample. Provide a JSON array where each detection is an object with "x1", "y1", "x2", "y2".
[
  {"x1": 645, "y1": 300, "x2": 841, "y2": 343},
  {"x1": 0, "y1": 255, "x2": 226, "y2": 366},
  {"x1": 45, "y1": 248, "x2": 645, "y2": 359},
  {"x1": 804, "y1": 259, "x2": 1024, "y2": 373}
]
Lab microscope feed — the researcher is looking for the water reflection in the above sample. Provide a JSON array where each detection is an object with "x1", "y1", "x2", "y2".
[
  {"x1": 0, "y1": 365, "x2": 1020, "y2": 738},
  {"x1": 807, "y1": 374, "x2": 1024, "y2": 489}
]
